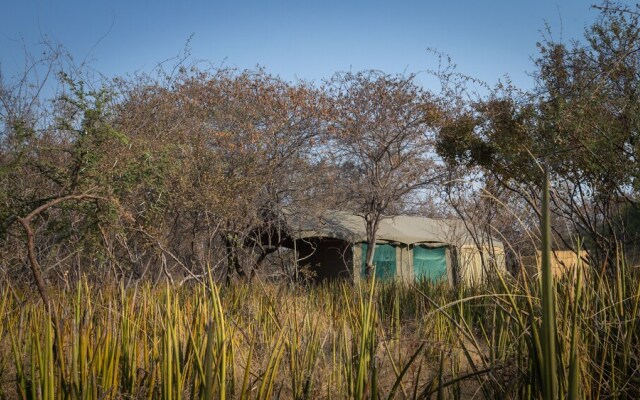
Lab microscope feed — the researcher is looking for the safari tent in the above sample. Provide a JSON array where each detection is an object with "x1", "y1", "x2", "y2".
[{"x1": 283, "y1": 211, "x2": 505, "y2": 285}]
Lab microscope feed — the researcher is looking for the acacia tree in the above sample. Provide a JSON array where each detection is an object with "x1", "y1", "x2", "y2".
[
  {"x1": 437, "y1": 2, "x2": 640, "y2": 266},
  {"x1": 327, "y1": 71, "x2": 442, "y2": 276},
  {"x1": 113, "y1": 68, "x2": 329, "y2": 282},
  {"x1": 0, "y1": 46, "x2": 129, "y2": 307},
  {"x1": 188, "y1": 69, "x2": 328, "y2": 280}
]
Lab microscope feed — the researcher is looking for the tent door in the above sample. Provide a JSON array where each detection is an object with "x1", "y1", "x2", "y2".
[
  {"x1": 360, "y1": 243, "x2": 396, "y2": 280},
  {"x1": 413, "y1": 246, "x2": 447, "y2": 281}
]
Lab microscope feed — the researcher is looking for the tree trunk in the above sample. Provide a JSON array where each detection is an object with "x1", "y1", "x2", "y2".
[
  {"x1": 364, "y1": 214, "x2": 381, "y2": 279},
  {"x1": 223, "y1": 233, "x2": 246, "y2": 280},
  {"x1": 17, "y1": 217, "x2": 52, "y2": 313}
]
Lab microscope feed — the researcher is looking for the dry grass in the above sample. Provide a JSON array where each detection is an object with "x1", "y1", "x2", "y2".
[{"x1": 0, "y1": 262, "x2": 638, "y2": 399}]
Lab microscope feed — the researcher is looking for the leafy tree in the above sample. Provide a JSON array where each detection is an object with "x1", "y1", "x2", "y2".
[
  {"x1": 0, "y1": 48, "x2": 128, "y2": 308},
  {"x1": 437, "y1": 2, "x2": 640, "y2": 266},
  {"x1": 327, "y1": 71, "x2": 442, "y2": 276},
  {"x1": 112, "y1": 68, "x2": 329, "y2": 282}
]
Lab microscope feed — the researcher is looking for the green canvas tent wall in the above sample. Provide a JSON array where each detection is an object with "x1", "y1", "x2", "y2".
[{"x1": 286, "y1": 211, "x2": 505, "y2": 285}]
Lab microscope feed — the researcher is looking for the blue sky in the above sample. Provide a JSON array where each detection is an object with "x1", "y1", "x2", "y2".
[{"x1": 1, "y1": 0, "x2": 607, "y2": 91}]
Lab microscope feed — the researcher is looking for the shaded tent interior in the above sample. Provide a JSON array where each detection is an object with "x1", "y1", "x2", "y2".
[
  {"x1": 277, "y1": 211, "x2": 506, "y2": 285},
  {"x1": 293, "y1": 238, "x2": 353, "y2": 280}
]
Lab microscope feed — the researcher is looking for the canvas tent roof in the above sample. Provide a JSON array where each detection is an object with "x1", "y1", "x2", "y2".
[{"x1": 285, "y1": 210, "x2": 500, "y2": 247}]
